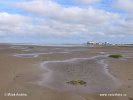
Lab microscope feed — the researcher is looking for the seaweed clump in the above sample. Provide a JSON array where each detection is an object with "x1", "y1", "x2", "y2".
[
  {"x1": 66, "y1": 80, "x2": 87, "y2": 86},
  {"x1": 109, "y1": 54, "x2": 122, "y2": 58}
]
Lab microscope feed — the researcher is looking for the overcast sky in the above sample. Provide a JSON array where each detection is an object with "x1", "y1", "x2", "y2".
[{"x1": 0, "y1": 0, "x2": 133, "y2": 44}]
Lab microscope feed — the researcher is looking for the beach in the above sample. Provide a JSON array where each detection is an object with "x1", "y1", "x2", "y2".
[{"x1": 0, "y1": 44, "x2": 133, "y2": 100}]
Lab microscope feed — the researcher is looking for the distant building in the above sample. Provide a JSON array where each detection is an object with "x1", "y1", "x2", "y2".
[
  {"x1": 86, "y1": 41, "x2": 112, "y2": 46},
  {"x1": 86, "y1": 41, "x2": 96, "y2": 47},
  {"x1": 87, "y1": 41, "x2": 95, "y2": 45}
]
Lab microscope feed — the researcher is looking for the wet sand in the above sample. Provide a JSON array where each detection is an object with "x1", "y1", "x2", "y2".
[
  {"x1": 38, "y1": 55, "x2": 120, "y2": 93},
  {"x1": 0, "y1": 44, "x2": 133, "y2": 100}
]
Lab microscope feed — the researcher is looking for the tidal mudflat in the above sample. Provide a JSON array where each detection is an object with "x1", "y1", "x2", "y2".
[
  {"x1": 37, "y1": 54, "x2": 120, "y2": 93},
  {"x1": 0, "y1": 44, "x2": 133, "y2": 100}
]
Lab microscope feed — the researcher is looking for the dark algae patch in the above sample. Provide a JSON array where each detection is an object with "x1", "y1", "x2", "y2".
[
  {"x1": 67, "y1": 80, "x2": 87, "y2": 86},
  {"x1": 109, "y1": 54, "x2": 122, "y2": 58}
]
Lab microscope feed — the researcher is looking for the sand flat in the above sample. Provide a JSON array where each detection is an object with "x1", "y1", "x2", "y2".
[{"x1": 0, "y1": 44, "x2": 133, "y2": 100}]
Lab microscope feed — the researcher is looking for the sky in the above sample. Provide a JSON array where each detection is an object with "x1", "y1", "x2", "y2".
[{"x1": 0, "y1": 0, "x2": 133, "y2": 44}]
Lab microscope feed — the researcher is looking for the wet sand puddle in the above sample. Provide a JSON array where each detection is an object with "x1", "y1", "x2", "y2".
[
  {"x1": 14, "y1": 54, "x2": 39, "y2": 58},
  {"x1": 14, "y1": 52, "x2": 69, "y2": 58},
  {"x1": 38, "y1": 55, "x2": 121, "y2": 93}
]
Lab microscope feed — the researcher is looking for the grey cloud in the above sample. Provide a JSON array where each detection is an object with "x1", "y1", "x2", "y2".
[{"x1": 114, "y1": 0, "x2": 133, "y2": 13}]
